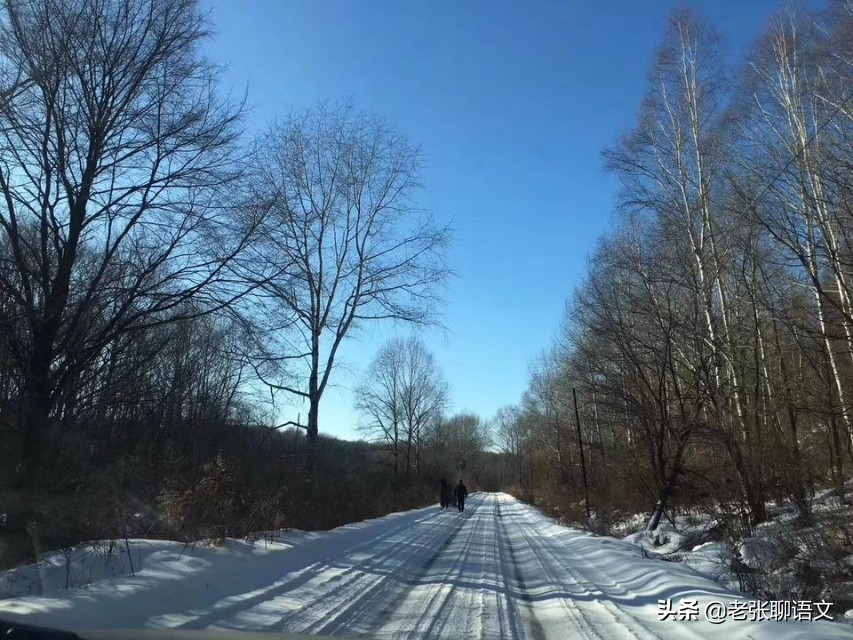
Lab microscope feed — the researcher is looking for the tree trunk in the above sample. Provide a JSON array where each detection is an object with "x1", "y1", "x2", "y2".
[
  {"x1": 17, "y1": 344, "x2": 53, "y2": 492},
  {"x1": 516, "y1": 449, "x2": 523, "y2": 488},
  {"x1": 306, "y1": 328, "x2": 321, "y2": 469},
  {"x1": 647, "y1": 478, "x2": 676, "y2": 533},
  {"x1": 830, "y1": 414, "x2": 845, "y2": 502},
  {"x1": 746, "y1": 486, "x2": 767, "y2": 528},
  {"x1": 772, "y1": 318, "x2": 810, "y2": 517},
  {"x1": 8, "y1": 350, "x2": 53, "y2": 566},
  {"x1": 405, "y1": 435, "x2": 412, "y2": 477},
  {"x1": 306, "y1": 395, "x2": 319, "y2": 470},
  {"x1": 393, "y1": 440, "x2": 398, "y2": 475},
  {"x1": 726, "y1": 434, "x2": 767, "y2": 527},
  {"x1": 415, "y1": 431, "x2": 420, "y2": 477}
]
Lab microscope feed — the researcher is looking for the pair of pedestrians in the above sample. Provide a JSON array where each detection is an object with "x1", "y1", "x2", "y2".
[{"x1": 439, "y1": 478, "x2": 468, "y2": 512}]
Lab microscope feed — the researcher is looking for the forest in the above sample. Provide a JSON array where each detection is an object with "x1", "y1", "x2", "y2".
[
  {"x1": 498, "y1": 1, "x2": 853, "y2": 606},
  {"x1": 0, "y1": 0, "x2": 480, "y2": 567},
  {"x1": 2, "y1": 0, "x2": 853, "y2": 614}
]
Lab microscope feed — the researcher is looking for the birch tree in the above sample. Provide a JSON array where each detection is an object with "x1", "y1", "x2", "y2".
[
  {"x1": 603, "y1": 9, "x2": 774, "y2": 523},
  {"x1": 733, "y1": 9, "x2": 853, "y2": 494}
]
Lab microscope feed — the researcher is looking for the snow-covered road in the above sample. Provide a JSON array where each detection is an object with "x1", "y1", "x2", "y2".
[{"x1": 1, "y1": 493, "x2": 851, "y2": 639}]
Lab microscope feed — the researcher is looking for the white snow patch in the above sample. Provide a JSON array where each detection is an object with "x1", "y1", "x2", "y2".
[{"x1": 740, "y1": 537, "x2": 780, "y2": 570}]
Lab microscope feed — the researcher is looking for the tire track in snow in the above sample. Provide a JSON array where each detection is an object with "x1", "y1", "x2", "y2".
[
  {"x1": 495, "y1": 496, "x2": 544, "y2": 640},
  {"x1": 394, "y1": 498, "x2": 487, "y2": 639},
  {"x1": 370, "y1": 493, "x2": 535, "y2": 640},
  {"x1": 306, "y1": 499, "x2": 481, "y2": 636},
  {"x1": 242, "y1": 495, "x2": 484, "y2": 637},
  {"x1": 417, "y1": 495, "x2": 516, "y2": 640},
  {"x1": 498, "y1": 495, "x2": 611, "y2": 640},
  {"x1": 545, "y1": 529, "x2": 706, "y2": 640},
  {"x1": 511, "y1": 507, "x2": 644, "y2": 640},
  {"x1": 506, "y1": 497, "x2": 705, "y2": 640},
  {"x1": 262, "y1": 511, "x2": 452, "y2": 635}
]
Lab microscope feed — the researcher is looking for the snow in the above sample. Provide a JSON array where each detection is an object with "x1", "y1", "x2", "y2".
[
  {"x1": 1, "y1": 493, "x2": 851, "y2": 639},
  {"x1": 684, "y1": 541, "x2": 737, "y2": 586},
  {"x1": 740, "y1": 538, "x2": 781, "y2": 570},
  {"x1": 623, "y1": 526, "x2": 687, "y2": 557},
  {"x1": 617, "y1": 494, "x2": 853, "y2": 615}
]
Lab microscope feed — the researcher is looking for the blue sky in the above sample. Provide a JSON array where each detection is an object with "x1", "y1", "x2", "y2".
[{"x1": 201, "y1": 0, "x2": 809, "y2": 440}]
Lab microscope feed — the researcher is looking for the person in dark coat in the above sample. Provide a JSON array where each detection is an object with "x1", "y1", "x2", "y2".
[
  {"x1": 454, "y1": 479, "x2": 468, "y2": 512},
  {"x1": 439, "y1": 478, "x2": 450, "y2": 509}
]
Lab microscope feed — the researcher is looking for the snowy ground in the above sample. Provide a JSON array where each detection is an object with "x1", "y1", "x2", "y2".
[
  {"x1": 1, "y1": 493, "x2": 851, "y2": 639},
  {"x1": 616, "y1": 486, "x2": 853, "y2": 620}
]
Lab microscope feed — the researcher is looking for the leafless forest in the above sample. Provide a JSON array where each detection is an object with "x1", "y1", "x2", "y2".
[
  {"x1": 0, "y1": 0, "x2": 465, "y2": 566},
  {"x1": 497, "y1": 2, "x2": 853, "y2": 606},
  {"x1": 2, "y1": 0, "x2": 853, "y2": 610}
]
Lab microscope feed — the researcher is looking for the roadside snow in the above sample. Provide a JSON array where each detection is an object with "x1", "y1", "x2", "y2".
[
  {"x1": 1, "y1": 493, "x2": 851, "y2": 639},
  {"x1": 0, "y1": 535, "x2": 306, "y2": 599},
  {"x1": 618, "y1": 494, "x2": 853, "y2": 626}
]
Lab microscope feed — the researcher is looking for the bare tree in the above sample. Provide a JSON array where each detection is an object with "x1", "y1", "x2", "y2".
[
  {"x1": 356, "y1": 336, "x2": 448, "y2": 477},
  {"x1": 493, "y1": 405, "x2": 520, "y2": 456},
  {"x1": 355, "y1": 340, "x2": 404, "y2": 474},
  {"x1": 243, "y1": 101, "x2": 450, "y2": 460},
  {"x1": 573, "y1": 218, "x2": 707, "y2": 531},
  {"x1": 524, "y1": 352, "x2": 576, "y2": 487},
  {"x1": 601, "y1": 8, "x2": 780, "y2": 524},
  {"x1": 442, "y1": 412, "x2": 491, "y2": 485},
  {"x1": 733, "y1": 7, "x2": 853, "y2": 485},
  {"x1": 493, "y1": 404, "x2": 523, "y2": 485},
  {"x1": 0, "y1": 0, "x2": 246, "y2": 492}
]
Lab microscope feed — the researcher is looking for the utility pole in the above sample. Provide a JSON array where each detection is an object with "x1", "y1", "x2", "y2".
[{"x1": 573, "y1": 388, "x2": 590, "y2": 519}]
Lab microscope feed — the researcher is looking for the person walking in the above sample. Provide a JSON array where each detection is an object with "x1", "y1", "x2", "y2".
[
  {"x1": 454, "y1": 479, "x2": 468, "y2": 512},
  {"x1": 439, "y1": 478, "x2": 450, "y2": 509}
]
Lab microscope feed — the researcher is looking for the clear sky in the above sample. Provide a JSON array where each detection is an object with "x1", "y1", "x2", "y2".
[{"x1": 200, "y1": 0, "x2": 812, "y2": 440}]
